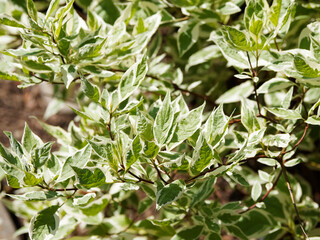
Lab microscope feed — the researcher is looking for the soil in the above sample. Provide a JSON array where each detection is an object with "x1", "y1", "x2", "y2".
[{"x1": 0, "y1": 80, "x2": 73, "y2": 147}]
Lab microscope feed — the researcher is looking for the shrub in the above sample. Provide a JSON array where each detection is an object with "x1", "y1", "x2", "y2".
[{"x1": 0, "y1": 0, "x2": 320, "y2": 239}]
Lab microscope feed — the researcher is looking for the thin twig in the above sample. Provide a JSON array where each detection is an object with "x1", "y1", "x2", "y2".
[
  {"x1": 37, "y1": 184, "x2": 78, "y2": 192},
  {"x1": 185, "y1": 165, "x2": 217, "y2": 184},
  {"x1": 283, "y1": 123, "x2": 309, "y2": 156},
  {"x1": 127, "y1": 170, "x2": 154, "y2": 184}
]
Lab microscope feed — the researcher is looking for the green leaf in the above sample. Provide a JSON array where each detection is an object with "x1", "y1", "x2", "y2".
[
  {"x1": 191, "y1": 138, "x2": 213, "y2": 175},
  {"x1": 79, "y1": 195, "x2": 109, "y2": 216},
  {"x1": 119, "y1": 53, "x2": 148, "y2": 101},
  {"x1": 4, "y1": 131, "x2": 24, "y2": 157},
  {"x1": 138, "y1": 198, "x2": 153, "y2": 214},
  {"x1": 137, "y1": 112, "x2": 154, "y2": 141},
  {"x1": 217, "y1": 2, "x2": 241, "y2": 15},
  {"x1": 284, "y1": 158, "x2": 302, "y2": 167},
  {"x1": 306, "y1": 115, "x2": 320, "y2": 125},
  {"x1": 154, "y1": 92, "x2": 174, "y2": 145},
  {"x1": 294, "y1": 55, "x2": 320, "y2": 78},
  {"x1": 8, "y1": 191, "x2": 58, "y2": 201},
  {"x1": 72, "y1": 166, "x2": 106, "y2": 188},
  {"x1": 81, "y1": 74, "x2": 100, "y2": 102},
  {"x1": 95, "y1": 0, "x2": 120, "y2": 25},
  {"x1": 189, "y1": 177, "x2": 215, "y2": 208},
  {"x1": 205, "y1": 232, "x2": 222, "y2": 240},
  {"x1": 0, "y1": 71, "x2": 24, "y2": 82},
  {"x1": 177, "y1": 21, "x2": 200, "y2": 56},
  {"x1": 37, "y1": 119, "x2": 72, "y2": 145},
  {"x1": 186, "y1": 45, "x2": 221, "y2": 70},
  {"x1": 216, "y1": 81, "x2": 253, "y2": 104},
  {"x1": 22, "y1": 123, "x2": 43, "y2": 153},
  {"x1": 281, "y1": 86, "x2": 293, "y2": 109},
  {"x1": 251, "y1": 181, "x2": 262, "y2": 201},
  {"x1": 172, "y1": 225, "x2": 204, "y2": 240},
  {"x1": 267, "y1": 107, "x2": 302, "y2": 120},
  {"x1": 241, "y1": 100, "x2": 260, "y2": 133},
  {"x1": 59, "y1": 145, "x2": 92, "y2": 182},
  {"x1": 45, "y1": 0, "x2": 60, "y2": 20},
  {"x1": 156, "y1": 179, "x2": 185, "y2": 210},
  {"x1": 263, "y1": 133, "x2": 291, "y2": 148},
  {"x1": 229, "y1": 171, "x2": 250, "y2": 186},
  {"x1": 23, "y1": 172, "x2": 42, "y2": 186},
  {"x1": 225, "y1": 26, "x2": 251, "y2": 51},
  {"x1": 249, "y1": 14, "x2": 263, "y2": 38},
  {"x1": 32, "y1": 142, "x2": 53, "y2": 169},
  {"x1": 0, "y1": 15, "x2": 26, "y2": 28},
  {"x1": 29, "y1": 205, "x2": 60, "y2": 240},
  {"x1": 168, "y1": 103, "x2": 205, "y2": 149},
  {"x1": 257, "y1": 78, "x2": 295, "y2": 94},
  {"x1": 27, "y1": 0, "x2": 38, "y2": 22},
  {"x1": 22, "y1": 60, "x2": 52, "y2": 73},
  {"x1": 143, "y1": 141, "x2": 159, "y2": 159},
  {"x1": 203, "y1": 104, "x2": 228, "y2": 147}
]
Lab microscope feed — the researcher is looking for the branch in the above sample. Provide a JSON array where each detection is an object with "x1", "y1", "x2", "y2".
[
  {"x1": 280, "y1": 162, "x2": 309, "y2": 239},
  {"x1": 109, "y1": 68, "x2": 216, "y2": 106},
  {"x1": 152, "y1": 159, "x2": 168, "y2": 184}
]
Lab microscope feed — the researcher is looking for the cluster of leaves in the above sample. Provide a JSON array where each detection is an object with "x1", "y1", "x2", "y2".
[{"x1": 0, "y1": 0, "x2": 320, "y2": 239}]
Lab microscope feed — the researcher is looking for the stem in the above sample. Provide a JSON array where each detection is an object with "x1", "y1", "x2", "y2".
[
  {"x1": 246, "y1": 51, "x2": 256, "y2": 77},
  {"x1": 37, "y1": 184, "x2": 78, "y2": 192},
  {"x1": 107, "y1": 112, "x2": 114, "y2": 141},
  {"x1": 274, "y1": 38, "x2": 280, "y2": 52},
  {"x1": 253, "y1": 81, "x2": 261, "y2": 115},
  {"x1": 280, "y1": 162, "x2": 309, "y2": 239}
]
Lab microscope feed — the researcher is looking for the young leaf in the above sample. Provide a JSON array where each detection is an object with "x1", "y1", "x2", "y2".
[
  {"x1": 0, "y1": 15, "x2": 26, "y2": 28},
  {"x1": 251, "y1": 181, "x2": 262, "y2": 201},
  {"x1": 27, "y1": 0, "x2": 38, "y2": 22},
  {"x1": 45, "y1": 0, "x2": 60, "y2": 20},
  {"x1": 80, "y1": 74, "x2": 100, "y2": 102},
  {"x1": 225, "y1": 26, "x2": 251, "y2": 51},
  {"x1": 29, "y1": 205, "x2": 60, "y2": 240},
  {"x1": 156, "y1": 179, "x2": 185, "y2": 210},
  {"x1": 22, "y1": 123, "x2": 43, "y2": 153},
  {"x1": 154, "y1": 92, "x2": 174, "y2": 145}
]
